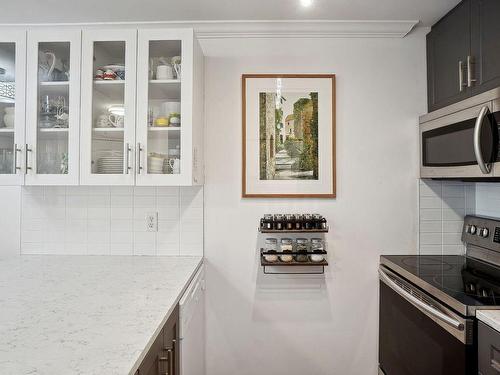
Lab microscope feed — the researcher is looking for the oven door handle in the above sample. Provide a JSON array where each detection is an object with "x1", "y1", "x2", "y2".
[
  {"x1": 474, "y1": 105, "x2": 492, "y2": 174},
  {"x1": 379, "y1": 268, "x2": 464, "y2": 331}
]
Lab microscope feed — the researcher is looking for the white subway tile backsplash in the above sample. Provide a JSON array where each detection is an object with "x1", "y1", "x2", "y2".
[
  {"x1": 134, "y1": 195, "x2": 156, "y2": 207},
  {"x1": 110, "y1": 242, "x2": 133, "y2": 255},
  {"x1": 20, "y1": 186, "x2": 203, "y2": 256},
  {"x1": 419, "y1": 180, "x2": 472, "y2": 256},
  {"x1": 419, "y1": 232, "x2": 441, "y2": 245},
  {"x1": 420, "y1": 209, "x2": 441, "y2": 221},
  {"x1": 110, "y1": 219, "x2": 134, "y2": 232},
  {"x1": 419, "y1": 221, "x2": 442, "y2": 233},
  {"x1": 419, "y1": 245, "x2": 443, "y2": 255},
  {"x1": 111, "y1": 194, "x2": 133, "y2": 207}
]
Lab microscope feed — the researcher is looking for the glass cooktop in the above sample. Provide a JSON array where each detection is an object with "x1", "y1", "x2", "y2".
[{"x1": 381, "y1": 255, "x2": 500, "y2": 315}]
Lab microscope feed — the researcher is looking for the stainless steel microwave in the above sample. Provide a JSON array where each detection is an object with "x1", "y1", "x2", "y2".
[{"x1": 420, "y1": 87, "x2": 500, "y2": 179}]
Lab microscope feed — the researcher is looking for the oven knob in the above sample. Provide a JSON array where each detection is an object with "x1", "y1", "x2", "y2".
[
  {"x1": 470, "y1": 225, "x2": 477, "y2": 235},
  {"x1": 481, "y1": 228, "x2": 489, "y2": 238}
]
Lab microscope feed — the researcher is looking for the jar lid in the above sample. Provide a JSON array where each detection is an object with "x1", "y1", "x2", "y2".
[
  {"x1": 312, "y1": 214, "x2": 322, "y2": 219},
  {"x1": 311, "y1": 238, "x2": 323, "y2": 243},
  {"x1": 281, "y1": 238, "x2": 293, "y2": 243},
  {"x1": 296, "y1": 238, "x2": 308, "y2": 243},
  {"x1": 265, "y1": 238, "x2": 277, "y2": 243},
  {"x1": 263, "y1": 214, "x2": 273, "y2": 220}
]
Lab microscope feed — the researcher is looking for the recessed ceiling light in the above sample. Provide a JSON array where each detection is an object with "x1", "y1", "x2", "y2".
[{"x1": 300, "y1": 0, "x2": 313, "y2": 7}]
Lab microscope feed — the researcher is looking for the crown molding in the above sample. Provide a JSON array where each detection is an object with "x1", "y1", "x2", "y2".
[
  {"x1": 192, "y1": 20, "x2": 419, "y2": 39},
  {"x1": 0, "y1": 20, "x2": 419, "y2": 38}
]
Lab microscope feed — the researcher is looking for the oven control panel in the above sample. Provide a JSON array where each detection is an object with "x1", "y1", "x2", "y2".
[{"x1": 463, "y1": 215, "x2": 500, "y2": 251}]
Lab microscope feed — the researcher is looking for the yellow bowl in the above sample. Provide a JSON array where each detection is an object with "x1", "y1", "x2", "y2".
[{"x1": 154, "y1": 117, "x2": 169, "y2": 127}]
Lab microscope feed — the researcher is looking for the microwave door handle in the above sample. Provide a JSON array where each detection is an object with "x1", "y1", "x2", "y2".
[
  {"x1": 474, "y1": 105, "x2": 492, "y2": 174},
  {"x1": 379, "y1": 268, "x2": 464, "y2": 331}
]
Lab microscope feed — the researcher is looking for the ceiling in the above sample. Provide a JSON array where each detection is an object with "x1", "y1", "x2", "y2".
[{"x1": 0, "y1": 0, "x2": 460, "y2": 26}]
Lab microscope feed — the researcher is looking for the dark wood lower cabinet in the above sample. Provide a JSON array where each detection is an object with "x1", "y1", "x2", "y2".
[{"x1": 137, "y1": 305, "x2": 179, "y2": 375}]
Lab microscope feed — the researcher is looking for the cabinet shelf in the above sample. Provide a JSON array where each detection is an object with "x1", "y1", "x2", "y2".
[
  {"x1": 38, "y1": 127, "x2": 69, "y2": 132},
  {"x1": 0, "y1": 128, "x2": 15, "y2": 133},
  {"x1": 148, "y1": 127, "x2": 181, "y2": 131},
  {"x1": 38, "y1": 81, "x2": 69, "y2": 94},
  {"x1": 259, "y1": 227, "x2": 329, "y2": 233},
  {"x1": 93, "y1": 80, "x2": 125, "y2": 97},
  {"x1": 149, "y1": 79, "x2": 181, "y2": 84},
  {"x1": 39, "y1": 81, "x2": 69, "y2": 86},
  {"x1": 260, "y1": 249, "x2": 328, "y2": 274},
  {"x1": 148, "y1": 80, "x2": 181, "y2": 100}
]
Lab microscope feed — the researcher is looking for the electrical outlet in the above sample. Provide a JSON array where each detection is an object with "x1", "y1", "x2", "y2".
[{"x1": 146, "y1": 212, "x2": 158, "y2": 232}]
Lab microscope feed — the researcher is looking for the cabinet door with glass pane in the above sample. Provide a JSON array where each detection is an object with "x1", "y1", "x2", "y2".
[
  {"x1": 80, "y1": 29, "x2": 137, "y2": 185},
  {"x1": 136, "y1": 29, "x2": 194, "y2": 185},
  {"x1": 25, "y1": 29, "x2": 81, "y2": 185},
  {"x1": 0, "y1": 31, "x2": 26, "y2": 185}
]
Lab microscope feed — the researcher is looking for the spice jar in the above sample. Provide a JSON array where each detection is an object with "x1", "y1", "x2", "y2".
[
  {"x1": 285, "y1": 214, "x2": 294, "y2": 230},
  {"x1": 263, "y1": 238, "x2": 278, "y2": 263},
  {"x1": 280, "y1": 238, "x2": 294, "y2": 262},
  {"x1": 262, "y1": 214, "x2": 273, "y2": 230},
  {"x1": 295, "y1": 238, "x2": 309, "y2": 262},
  {"x1": 303, "y1": 214, "x2": 314, "y2": 230},
  {"x1": 294, "y1": 214, "x2": 303, "y2": 230},
  {"x1": 274, "y1": 214, "x2": 284, "y2": 230},
  {"x1": 310, "y1": 238, "x2": 325, "y2": 262}
]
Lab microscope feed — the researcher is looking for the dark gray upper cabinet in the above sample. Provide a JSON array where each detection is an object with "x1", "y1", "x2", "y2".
[
  {"x1": 427, "y1": 0, "x2": 500, "y2": 112},
  {"x1": 471, "y1": 0, "x2": 500, "y2": 94},
  {"x1": 427, "y1": 0, "x2": 471, "y2": 112}
]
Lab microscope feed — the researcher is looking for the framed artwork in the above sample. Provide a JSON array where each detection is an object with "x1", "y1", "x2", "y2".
[{"x1": 242, "y1": 74, "x2": 336, "y2": 198}]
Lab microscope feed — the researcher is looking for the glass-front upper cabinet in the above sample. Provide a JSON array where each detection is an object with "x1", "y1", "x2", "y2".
[
  {"x1": 136, "y1": 29, "x2": 203, "y2": 185},
  {"x1": 80, "y1": 29, "x2": 137, "y2": 185},
  {"x1": 25, "y1": 30, "x2": 81, "y2": 185},
  {"x1": 0, "y1": 31, "x2": 26, "y2": 185}
]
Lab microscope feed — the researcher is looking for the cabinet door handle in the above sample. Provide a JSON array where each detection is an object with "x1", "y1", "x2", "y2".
[
  {"x1": 125, "y1": 143, "x2": 132, "y2": 174},
  {"x1": 136, "y1": 143, "x2": 143, "y2": 174},
  {"x1": 167, "y1": 348, "x2": 174, "y2": 375},
  {"x1": 459, "y1": 60, "x2": 466, "y2": 92},
  {"x1": 25, "y1": 144, "x2": 32, "y2": 173},
  {"x1": 13, "y1": 143, "x2": 22, "y2": 173},
  {"x1": 467, "y1": 55, "x2": 476, "y2": 87}
]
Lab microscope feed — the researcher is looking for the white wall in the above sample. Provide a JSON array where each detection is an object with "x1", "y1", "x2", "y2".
[{"x1": 202, "y1": 28, "x2": 427, "y2": 375}]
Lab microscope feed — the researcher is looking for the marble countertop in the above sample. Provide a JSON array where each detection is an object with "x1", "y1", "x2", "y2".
[
  {"x1": 0, "y1": 255, "x2": 202, "y2": 375},
  {"x1": 477, "y1": 310, "x2": 500, "y2": 332}
]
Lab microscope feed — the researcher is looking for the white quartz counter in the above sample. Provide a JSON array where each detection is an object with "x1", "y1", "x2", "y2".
[
  {"x1": 477, "y1": 310, "x2": 500, "y2": 332},
  {"x1": 0, "y1": 255, "x2": 202, "y2": 375}
]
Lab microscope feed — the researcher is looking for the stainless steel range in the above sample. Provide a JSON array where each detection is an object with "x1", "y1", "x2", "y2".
[{"x1": 379, "y1": 215, "x2": 500, "y2": 375}]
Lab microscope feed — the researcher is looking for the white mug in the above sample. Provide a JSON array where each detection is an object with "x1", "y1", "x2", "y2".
[
  {"x1": 108, "y1": 114, "x2": 124, "y2": 128},
  {"x1": 156, "y1": 64, "x2": 174, "y2": 80},
  {"x1": 96, "y1": 114, "x2": 111, "y2": 128},
  {"x1": 168, "y1": 158, "x2": 180, "y2": 174}
]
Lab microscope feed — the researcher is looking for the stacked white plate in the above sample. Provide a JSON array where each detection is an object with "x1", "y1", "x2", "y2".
[
  {"x1": 148, "y1": 155, "x2": 166, "y2": 174},
  {"x1": 97, "y1": 156, "x2": 124, "y2": 174}
]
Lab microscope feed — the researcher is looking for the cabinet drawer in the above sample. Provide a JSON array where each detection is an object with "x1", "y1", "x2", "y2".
[{"x1": 479, "y1": 321, "x2": 500, "y2": 375}]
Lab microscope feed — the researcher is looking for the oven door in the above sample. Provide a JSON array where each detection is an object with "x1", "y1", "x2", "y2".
[
  {"x1": 420, "y1": 102, "x2": 498, "y2": 178},
  {"x1": 378, "y1": 267, "x2": 476, "y2": 375}
]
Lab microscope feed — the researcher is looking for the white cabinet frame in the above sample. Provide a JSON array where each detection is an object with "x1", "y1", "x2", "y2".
[
  {"x1": 80, "y1": 29, "x2": 137, "y2": 185},
  {"x1": 0, "y1": 30, "x2": 26, "y2": 186},
  {"x1": 25, "y1": 29, "x2": 81, "y2": 185},
  {"x1": 136, "y1": 28, "x2": 194, "y2": 186}
]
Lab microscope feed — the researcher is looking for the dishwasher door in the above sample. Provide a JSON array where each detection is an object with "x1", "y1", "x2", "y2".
[{"x1": 179, "y1": 265, "x2": 205, "y2": 375}]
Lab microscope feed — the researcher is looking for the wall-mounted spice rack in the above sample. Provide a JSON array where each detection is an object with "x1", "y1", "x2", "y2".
[
  {"x1": 258, "y1": 214, "x2": 329, "y2": 275},
  {"x1": 260, "y1": 249, "x2": 328, "y2": 274}
]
